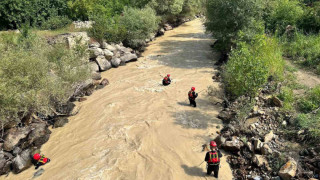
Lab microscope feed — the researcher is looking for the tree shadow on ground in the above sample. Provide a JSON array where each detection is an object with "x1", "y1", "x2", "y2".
[
  {"x1": 147, "y1": 36, "x2": 217, "y2": 69},
  {"x1": 174, "y1": 110, "x2": 221, "y2": 129},
  {"x1": 181, "y1": 164, "x2": 206, "y2": 177}
]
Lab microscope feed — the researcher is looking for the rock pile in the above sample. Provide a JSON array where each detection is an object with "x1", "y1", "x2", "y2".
[{"x1": 216, "y1": 82, "x2": 319, "y2": 179}]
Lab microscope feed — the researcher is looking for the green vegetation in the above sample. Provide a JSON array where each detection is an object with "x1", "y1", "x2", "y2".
[
  {"x1": 205, "y1": 0, "x2": 264, "y2": 52},
  {"x1": 205, "y1": 0, "x2": 320, "y2": 142},
  {"x1": 296, "y1": 112, "x2": 320, "y2": 140},
  {"x1": 265, "y1": 0, "x2": 304, "y2": 33},
  {"x1": 282, "y1": 32, "x2": 320, "y2": 74},
  {"x1": 298, "y1": 86, "x2": 320, "y2": 113},
  {"x1": 121, "y1": 7, "x2": 159, "y2": 47},
  {"x1": 223, "y1": 35, "x2": 284, "y2": 97},
  {"x1": 0, "y1": 32, "x2": 90, "y2": 125}
]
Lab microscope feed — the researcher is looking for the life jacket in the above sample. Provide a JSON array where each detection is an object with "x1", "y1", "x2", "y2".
[
  {"x1": 207, "y1": 151, "x2": 220, "y2": 164},
  {"x1": 38, "y1": 155, "x2": 48, "y2": 164},
  {"x1": 163, "y1": 76, "x2": 169, "y2": 83},
  {"x1": 188, "y1": 91, "x2": 194, "y2": 99}
]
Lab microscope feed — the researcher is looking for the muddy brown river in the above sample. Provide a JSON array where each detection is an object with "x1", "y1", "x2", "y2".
[{"x1": 4, "y1": 19, "x2": 233, "y2": 180}]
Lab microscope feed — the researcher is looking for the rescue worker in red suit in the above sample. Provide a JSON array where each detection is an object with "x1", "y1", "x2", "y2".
[
  {"x1": 162, "y1": 74, "x2": 171, "y2": 86},
  {"x1": 205, "y1": 141, "x2": 222, "y2": 178},
  {"x1": 188, "y1": 87, "x2": 198, "y2": 107},
  {"x1": 33, "y1": 153, "x2": 50, "y2": 169}
]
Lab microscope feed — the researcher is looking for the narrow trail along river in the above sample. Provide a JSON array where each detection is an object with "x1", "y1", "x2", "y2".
[{"x1": 6, "y1": 19, "x2": 233, "y2": 180}]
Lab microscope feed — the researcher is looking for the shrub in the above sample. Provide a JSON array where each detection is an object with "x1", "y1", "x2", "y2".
[
  {"x1": 40, "y1": 16, "x2": 72, "y2": 30},
  {"x1": 67, "y1": 0, "x2": 130, "y2": 21},
  {"x1": 0, "y1": 32, "x2": 90, "y2": 125},
  {"x1": 205, "y1": 0, "x2": 264, "y2": 52},
  {"x1": 223, "y1": 34, "x2": 284, "y2": 97},
  {"x1": 120, "y1": 7, "x2": 159, "y2": 48},
  {"x1": 89, "y1": 15, "x2": 127, "y2": 43},
  {"x1": 265, "y1": 0, "x2": 304, "y2": 33},
  {"x1": 148, "y1": 0, "x2": 184, "y2": 16}
]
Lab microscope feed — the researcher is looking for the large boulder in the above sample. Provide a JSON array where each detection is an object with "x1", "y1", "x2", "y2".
[
  {"x1": 157, "y1": 28, "x2": 165, "y2": 36},
  {"x1": 105, "y1": 44, "x2": 117, "y2": 52},
  {"x1": 214, "y1": 135, "x2": 226, "y2": 147},
  {"x1": 89, "y1": 48, "x2": 104, "y2": 59},
  {"x1": 4, "y1": 127, "x2": 32, "y2": 151},
  {"x1": 119, "y1": 46, "x2": 132, "y2": 54},
  {"x1": 12, "y1": 149, "x2": 32, "y2": 173},
  {"x1": 95, "y1": 56, "x2": 112, "y2": 71},
  {"x1": 164, "y1": 24, "x2": 173, "y2": 31},
  {"x1": 91, "y1": 72, "x2": 102, "y2": 80},
  {"x1": 25, "y1": 123, "x2": 51, "y2": 148},
  {"x1": 120, "y1": 53, "x2": 138, "y2": 63},
  {"x1": 111, "y1": 58, "x2": 121, "y2": 68},
  {"x1": 0, "y1": 158, "x2": 11, "y2": 175},
  {"x1": 103, "y1": 49, "x2": 114, "y2": 60},
  {"x1": 0, "y1": 152, "x2": 12, "y2": 175},
  {"x1": 278, "y1": 159, "x2": 297, "y2": 180},
  {"x1": 218, "y1": 111, "x2": 234, "y2": 123},
  {"x1": 253, "y1": 155, "x2": 271, "y2": 171},
  {"x1": 89, "y1": 62, "x2": 100, "y2": 72},
  {"x1": 48, "y1": 32, "x2": 89, "y2": 49},
  {"x1": 53, "y1": 117, "x2": 69, "y2": 128},
  {"x1": 89, "y1": 42, "x2": 100, "y2": 48},
  {"x1": 222, "y1": 137, "x2": 243, "y2": 152}
]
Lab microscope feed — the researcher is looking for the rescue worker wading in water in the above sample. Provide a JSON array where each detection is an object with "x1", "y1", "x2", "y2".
[
  {"x1": 162, "y1": 74, "x2": 171, "y2": 86},
  {"x1": 33, "y1": 153, "x2": 50, "y2": 169},
  {"x1": 205, "y1": 141, "x2": 222, "y2": 178},
  {"x1": 188, "y1": 87, "x2": 198, "y2": 107}
]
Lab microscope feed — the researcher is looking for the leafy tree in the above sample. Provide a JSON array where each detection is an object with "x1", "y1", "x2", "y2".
[
  {"x1": 205, "y1": 0, "x2": 264, "y2": 52},
  {"x1": 120, "y1": 7, "x2": 159, "y2": 47},
  {"x1": 0, "y1": 0, "x2": 68, "y2": 29},
  {"x1": 265, "y1": 0, "x2": 304, "y2": 33}
]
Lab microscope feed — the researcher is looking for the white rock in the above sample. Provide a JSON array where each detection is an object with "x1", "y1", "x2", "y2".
[
  {"x1": 103, "y1": 49, "x2": 114, "y2": 60},
  {"x1": 95, "y1": 56, "x2": 111, "y2": 71}
]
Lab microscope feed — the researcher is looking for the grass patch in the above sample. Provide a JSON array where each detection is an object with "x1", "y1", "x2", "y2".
[{"x1": 282, "y1": 32, "x2": 320, "y2": 74}]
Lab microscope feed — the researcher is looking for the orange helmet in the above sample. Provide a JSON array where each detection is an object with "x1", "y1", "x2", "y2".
[
  {"x1": 210, "y1": 141, "x2": 217, "y2": 147},
  {"x1": 33, "y1": 153, "x2": 41, "y2": 161},
  {"x1": 191, "y1": 87, "x2": 195, "y2": 91}
]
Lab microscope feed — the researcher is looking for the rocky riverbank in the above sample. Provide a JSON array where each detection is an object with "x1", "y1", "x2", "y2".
[{"x1": 212, "y1": 69, "x2": 320, "y2": 180}]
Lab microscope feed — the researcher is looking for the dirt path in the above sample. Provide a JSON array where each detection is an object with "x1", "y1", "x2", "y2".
[
  {"x1": 4, "y1": 19, "x2": 233, "y2": 180},
  {"x1": 286, "y1": 60, "x2": 320, "y2": 89}
]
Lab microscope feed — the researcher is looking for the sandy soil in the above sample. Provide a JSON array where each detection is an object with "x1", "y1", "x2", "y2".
[{"x1": 3, "y1": 19, "x2": 233, "y2": 180}]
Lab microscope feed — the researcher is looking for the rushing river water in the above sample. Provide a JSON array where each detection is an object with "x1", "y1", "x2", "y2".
[{"x1": 4, "y1": 19, "x2": 233, "y2": 180}]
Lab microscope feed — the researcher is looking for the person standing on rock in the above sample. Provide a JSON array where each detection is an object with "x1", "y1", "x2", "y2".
[
  {"x1": 162, "y1": 74, "x2": 171, "y2": 86},
  {"x1": 188, "y1": 87, "x2": 198, "y2": 107},
  {"x1": 33, "y1": 153, "x2": 50, "y2": 169},
  {"x1": 205, "y1": 141, "x2": 222, "y2": 178}
]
